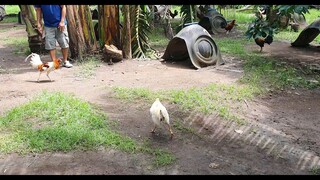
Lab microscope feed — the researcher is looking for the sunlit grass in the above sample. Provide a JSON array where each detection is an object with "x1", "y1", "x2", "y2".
[
  {"x1": 112, "y1": 83, "x2": 254, "y2": 125},
  {"x1": 148, "y1": 28, "x2": 170, "y2": 49},
  {"x1": 0, "y1": 91, "x2": 175, "y2": 166},
  {"x1": 215, "y1": 37, "x2": 320, "y2": 90},
  {"x1": 0, "y1": 5, "x2": 19, "y2": 23},
  {"x1": 0, "y1": 16, "x2": 18, "y2": 23},
  {"x1": 4, "y1": 5, "x2": 20, "y2": 14},
  {"x1": 112, "y1": 87, "x2": 156, "y2": 102},
  {"x1": 1, "y1": 36, "x2": 30, "y2": 55},
  {"x1": 304, "y1": 9, "x2": 320, "y2": 25}
]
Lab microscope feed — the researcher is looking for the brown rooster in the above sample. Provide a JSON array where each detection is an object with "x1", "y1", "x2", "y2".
[
  {"x1": 224, "y1": 19, "x2": 236, "y2": 34},
  {"x1": 254, "y1": 35, "x2": 273, "y2": 52},
  {"x1": 24, "y1": 53, "x2": 62, "y2": 82}
]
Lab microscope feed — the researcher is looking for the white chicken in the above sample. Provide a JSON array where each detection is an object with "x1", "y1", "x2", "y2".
[
  {"x1": 24, "y1": 53, "x2": 62, "y2": 82},
  {"x1": 149, "y1": 98, "x2": 174, "y2": 139}
]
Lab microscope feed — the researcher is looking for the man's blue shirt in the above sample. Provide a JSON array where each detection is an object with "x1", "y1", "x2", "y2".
[{"x1": 34, "y1": 5, "x2": 67, "y2": 27}]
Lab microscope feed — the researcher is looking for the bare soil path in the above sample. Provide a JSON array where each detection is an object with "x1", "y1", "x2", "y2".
[{"x1": 0, "y1": 23, "x2": 319, "y2": 175}]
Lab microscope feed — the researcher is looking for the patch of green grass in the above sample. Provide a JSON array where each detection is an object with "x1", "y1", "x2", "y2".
[
  {"x1": 74, "y1": 55, "x2": 102, "y2": 79},
  {"x1": 0, "y1": 16, "x2": 18, "y2": 23},
  {"x1": 112, "y1": 84, "x2": 253, "y2": 125},
  {"x1": 141, "y1": 140, "x2": 176, "y2": 167},
  {"x1": 173, "y1": 119, "x2": 203, "y2": 138},
  {"x1": 274, "y1": 8, "x2": 320, "y2": 43},
  {"x1": 167, "y1": 85, "x2": 252, "y2": 124},
  {"x1": 173, "y1": 119, "x2": 195, "y2": 134},
  {"x1": 215, "y1": 37, "x2": 320, "y2": 90},
  {"x1": 0, "y1": 91, "x2": 117, "y2": 153},
  {"x1": 305, "y1": 9, "x2": 320, "y2": 25},
  {"x1": 0, "y1": 91, "x2": 175, "y2": 166},
  {"x1": 215, "y1": 38, "x2": 249, "y2": 56},
  {"x1": 2, "y1": 36, "x2": 30, "y2": 55},
  {"x1": 149, "y1": 28, "x2": 170, "y2": 49},
  {"x1": 0, "y1": 5, "x2": 19, "y2": 23},
  {"x1": 274, "y1": 29, "x2": 302, "y2": 43},
  {"x1": 112, "y1": 87, "x2": 158, "y2": 102},
  {"x1": 4, "y1": 5, "x2": 20, "y2": 14}
]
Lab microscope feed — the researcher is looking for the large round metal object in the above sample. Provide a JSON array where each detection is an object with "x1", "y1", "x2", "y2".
[
  {"x1": 198, "y1": 11, "x2": 227, "y2": 34},
  {"x1": 291, "y1": 18, "x2": 320, "y2": 47},
  {"x1": 0, "y1": 5, "x2": 5, "y2": 21},
  {"x1": 161, "y1": 24, "x2": 222, "y2": 69}
]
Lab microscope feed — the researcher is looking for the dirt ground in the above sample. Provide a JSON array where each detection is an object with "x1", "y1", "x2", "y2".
[{"x1": 0, "y1": 22, "x2": 320, "y2": 175}]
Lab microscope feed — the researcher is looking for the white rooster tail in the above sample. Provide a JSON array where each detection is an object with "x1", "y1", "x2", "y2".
[{"x1": 25, "y1": 53, "x2": 43, "y2": 69}]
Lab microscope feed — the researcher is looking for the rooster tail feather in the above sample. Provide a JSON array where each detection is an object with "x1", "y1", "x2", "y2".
[
  {"x1": 26, "y1": 53, "x2": 43, "y2": 69},
  {"x1": 265, "y1": 35, "x2": 273, "y2": 45},
  {"x1": 24, "y1": 53, "x2": 34, "y2": 62},
  {"x1": 160, "y1": 108, "x2": 170, "y2": 125}
]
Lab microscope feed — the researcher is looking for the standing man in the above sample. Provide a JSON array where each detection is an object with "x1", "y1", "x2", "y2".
[{"x1": 34, "y1": 5, "x2": 73, "y2": 68}]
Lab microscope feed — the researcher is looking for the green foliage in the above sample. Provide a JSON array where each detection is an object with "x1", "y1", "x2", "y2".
[
  {"x1": 130, "y1": 5, "x2": 157, "y2": 59},
  {"x1": 176, "y1": 5, "x2": 196, "y2": 33},
  {"x1": 245, "y1": 5, "x2": 311, "y2": 40},
  {"x1": 180, "y1": 5, "x2": 195, "y2": 24},
  {"x1": 215, "y1": 37, "x2": 320, "y2": 90},
  {"x1": 245, "y1": 12, "x2": 277, "y2": 39},
  {"x1": 275, "y1": 5, "x2": 310, "y2": 16}
]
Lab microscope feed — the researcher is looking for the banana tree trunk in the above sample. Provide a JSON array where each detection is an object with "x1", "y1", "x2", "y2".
[
  {"x1": 19, "y1": 5, "x2": 45, "y2": 54},
  {"x1": 78, "y1": 5, "x2": 97, "y2": 53},
  {"x1": 98, "y1": 5, "x2": 120, "y2": 49},
  {"x1": 66, "y1": 5, "x2": 86, "y2": 60},
  {"x1": 121, "y1": 5, "x2": 131, "y2": 59}
]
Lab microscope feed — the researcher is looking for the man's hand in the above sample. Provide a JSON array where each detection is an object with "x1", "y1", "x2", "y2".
[
  {"x1": 58, "y1": 21, "x2": 65, "y2": 32},
  {"x1": 37, "y1": 23, "x2": 43, "y2": 34}
]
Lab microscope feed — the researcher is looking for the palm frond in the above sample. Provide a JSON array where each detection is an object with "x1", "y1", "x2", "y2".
[{"x1": 130, "y1": 5, "x2": 156, "y2": 59}]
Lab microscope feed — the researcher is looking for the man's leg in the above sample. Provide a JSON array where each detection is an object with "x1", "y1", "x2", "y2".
[
  {"x1": 45, "y1": 27, "x2": 58, "y2": 61},
  {"x1": 57, "y1": 25, "x2": 72, "y2": 68},
  {"x1": 49, "y1": 49, "x2": 57, "y2": 61},
  {"x1": 61, "y1": 47, "x2": 68, "y2": 63}
]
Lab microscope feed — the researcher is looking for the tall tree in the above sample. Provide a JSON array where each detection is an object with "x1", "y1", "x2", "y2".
[
  {"x1": 98, "y1": 5, "x2": 120, "y2": 49},
  {"x1": 78, "y1": 5, "x2": 98, "y2": 53},
  {"x1": 66, "y1": 5, "x2": 86, "y2": 60},
  {"x1": 121, "y1": 5, "x2": 132, "y2": 59},
  {"x1": 19, "y1": 5, "x2": 45, "y2": 54}
]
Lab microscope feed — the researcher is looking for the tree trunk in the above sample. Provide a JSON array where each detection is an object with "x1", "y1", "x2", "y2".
[
  {"x1": 163, "y1": 6, "x2": 174, "y2": 40},
  {"x1": 121, "y1": 5, "x2": 132, "y2": 59},
  {"x1": 98, "y1": 5, "x2": 120, "y2": 49},
  {"x1": 78, "y1": 5, "x2": 97, "y2": 53},
  {"x1": 103, "y1": 44, "x2": 123, "y2": 64},
  {"x1": 267, "y1": 6, "x2": 289, "y2": 29},
  {"x1": 19, "y1": 5, "x2": 45, "y2": 54},
  {"x1": 66, "y1": 5, "x2": 86, "y2": 60}
]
